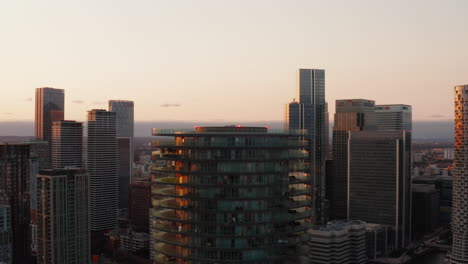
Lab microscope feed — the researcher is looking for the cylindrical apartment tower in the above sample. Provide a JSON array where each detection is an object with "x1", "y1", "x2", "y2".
[
  {"x1": 452, "y1": 85, "x2": 468, "y2": 264},
  {"x1": 150, "y1": 126, "x2": 311, "y2": 264}
]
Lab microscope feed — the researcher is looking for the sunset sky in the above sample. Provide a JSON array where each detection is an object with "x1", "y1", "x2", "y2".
[{"x1": 1, "y1": 0, "x2": 467, "y2": 122}]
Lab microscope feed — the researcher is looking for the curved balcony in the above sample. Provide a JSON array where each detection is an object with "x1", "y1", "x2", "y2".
[
  {"x1": 155, "y1": 152, "x2": 308, "y2": 162},
  {"x1": 153, "y1": 221, "x2": 189, "y2": 235},
  {"x1": 153, "y1": 242, "x2": 187, "y2": 258},
  {"x1": 153, "y1": 232, "x2": 189, "y2": 247}
]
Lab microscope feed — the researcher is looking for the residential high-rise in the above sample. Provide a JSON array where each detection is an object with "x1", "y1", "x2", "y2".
[
  {"x1": 129, "y1": 177, "x2": 151, "y2": 232},
  {"x1": 151, "y1": 126, "x2": 311, "y2": 264},
  {"x1": 375, "y1": 104, "x2": 412, "y2": 131},
  {"x1": 51, "y1": 120, "x2": 83, "y2": 169},
  {"x1": 286, "y1": 68, "x2": 327, "y2": 224},
  {"x1": 35, "y1": 88, "x2": 64, "y2": 165},
  {"x1": 0, "y1": 144, "x2": 31, "y2": 263},
  {"x1": 330, "y1": 99, "x2": 376, "y2": 220},
  {"x1": 37, "y1": 168, "x2": 90, "y2": 264},
  {"x1": 87, "y1": 109, "x2": 118, "y2": 231},
  {"x1": 109, "y1": 100, "x2": 134, "y2": 213},
  {"x1": 348, "y1": 131, "x2": 411, "y2": 249},
  {"x1": 452, "y1": 85, "x2": 468, "y2": 264}
]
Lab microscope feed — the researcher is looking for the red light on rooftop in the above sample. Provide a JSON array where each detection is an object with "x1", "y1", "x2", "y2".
[{"x1": 237, "y1": 125, "x2": 242, "y2": 128}]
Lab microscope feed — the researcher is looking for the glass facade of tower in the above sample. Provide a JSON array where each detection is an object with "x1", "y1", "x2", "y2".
[
  {"x1": 150, "y1": 126, "x2": 311, "y2": 264},
  {"x1": 286, "y1": 69, "x2": 327, "y2": 225}
]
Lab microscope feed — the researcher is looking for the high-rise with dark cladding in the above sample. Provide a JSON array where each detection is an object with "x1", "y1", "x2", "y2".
[
  {"x1": 35, "y1": 88, "x2": 64, "y2": 168},
  {"x1": 51, "y1": 120, "x2": 83, "y2": 169},
  {"x1": 0, "y1": 144, "x2": 31, "y2": 263},
  {"x1": 37, "y1": 168, "x2": 90, "y2": 264},
  {"x1": 87, "y1": 109, "x2": 118, "y2": 231},
  {"x1": 348, "y1": 130, "x2": 412, "y2": 249},
  {"x1": 452, "y1": 85, "x2": 468, "y2": 264},
  {"x1": 330, "y1": 99, "x2": 376, "y2": 220},
  {"x1": 109, "y1": 100, "x2": 134, "y2": 213},
  {"x1": 286, "y1": 68, "x2": 327, "y2": 224}
]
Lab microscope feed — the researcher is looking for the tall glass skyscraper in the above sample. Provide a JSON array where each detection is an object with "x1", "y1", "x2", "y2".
[
  {"x1": 452, "y1": 85, "x2": 468, "y2": 264},
  {"x1": 330, "y1": 99, "x2": 376, "y2": 220},
  {"x1": 375, "y1": 104, "x2": 412, "y2": 131},
  {"x1": 151, "y1": 126, "x2": 312, "y2": 264},
  {"x1": 35, "y1": 88, "x2": 64, "y2": 152},
  {"x1": 36, "y1": 168, "x2": 90, "y2": 264},
  {"x1": 286, "y1": 69, "x2": 327, "y2": 224},
  {"x1": 87, "y1": 110, "x2": 118, "y2": 231},
  {"x1": 109, "y1": 100, "x2": 134, "y2": 212}
]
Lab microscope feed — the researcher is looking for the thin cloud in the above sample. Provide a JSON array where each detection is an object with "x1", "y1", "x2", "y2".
[
  {"x1": 92, "y1": 101, "x2": 105, "y2": 105},
  {"x1": 72, "y1": 100, "x2": 84, "y2": 104},
  {"x1": 26, "y1": 97, "x2": 32, "y2": 102},
  {"x1": 2, "y1": 112, "x2": 13, "y2": 115},
  {"x1": 160, "y1": 103, "x2": 181, "y2": 108},
  {"x1": 428, "y1": 114, "x2": 445, "y2": 118}
]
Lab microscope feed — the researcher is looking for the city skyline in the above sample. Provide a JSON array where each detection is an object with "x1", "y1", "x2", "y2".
[{"x1": 1, "y1": 1, "x2": 468, "y2": 123}]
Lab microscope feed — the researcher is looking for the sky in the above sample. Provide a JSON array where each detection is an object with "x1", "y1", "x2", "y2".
[{"x1": 1, "y1": 0, "x2": 467, "y2": 123}]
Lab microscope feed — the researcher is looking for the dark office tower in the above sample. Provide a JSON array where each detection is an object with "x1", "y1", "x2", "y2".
[
  {"x1": 51, "y1": 120, "x2": 83, "y2": 169},
  {"x1": 348, "y1": 131, "x2": 411, "y2": 249},
  {"x1": 0, "y1": 144, "x2": 31, "y2": 263},
  {"x1": 452, "y1": 85, "x2": 468, "y2": 264},
  {"x1": 151, "y1": 126, "x2": 311, "y2": 264},
  {"x1": 35, "y1": 88, "x2": 64, "y2": 164},
  {"x1": 286, "y1": 68, "x2": 327, "y2": 224},
  {"x1": 375, "y1": 104, "x2": 412, "y2": 131},
  {"x1": 330, "y1": 99, "x2": 376, "y2": 220},
  {"x1": 87, "y1": 110, "x2": 118, "y2": 231},
  {"x1": 129, "y1": 177, "x2": 151, "y2": 232},
  {"x1": 109, "y1": 100, "x2": 134, "y2": 213},
  {"x1": 36, "y1": 168, "x2": 90, "y2": 264}
]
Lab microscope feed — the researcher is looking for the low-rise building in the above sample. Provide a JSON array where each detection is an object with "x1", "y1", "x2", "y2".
[{"x1": 308, "y1": 220, "x2": 367, "y2": 264}]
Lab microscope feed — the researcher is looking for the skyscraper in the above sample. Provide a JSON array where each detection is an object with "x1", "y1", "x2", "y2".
[
  {"x1": 37, "y1": 168, "x2": 90, "y2": 264},
  {"x1": 87, "y1": 109, "x2": 118, "y2": 231},
  {"x1": 0, "y1": 144, "x2": 31, "y2": 263},
  {"x1": 330, "y1": 99, "x2": 376, "y2": 220},
  {"x1": 348, "y1": 131, "x2": 411, "y2": 249},
  {"x1": 51, "y1": 120, "x2": 83, "y2": 169},
  {"x1": 375, "y1": 104, "x2": 412, "y2": 131},
  {"x1": 129, "y1": 177, "x2": 151, "y2": 232},
  {"x1": 452, "y1": 85, "x2": 468, "y2": 264},
  {"x1": 286, "y1": 68, "x2": 327, "y2": 224},
  {"x1": 35, "y1": 88, "x2": 64, "y2": 156},
  {"x1": 151, "y1": 126, "x2": 312, "y2": 263},
  {"x1": 0, "y1": 205, "x2": 12, "y2": 264},
  {"x1": 109, "y1": 100, "x2": 134, "y2": 212}
]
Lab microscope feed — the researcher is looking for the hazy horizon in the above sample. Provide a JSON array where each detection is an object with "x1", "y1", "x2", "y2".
[{"x1": 0, "y1": 120, "x2": 455, "y2": 139}]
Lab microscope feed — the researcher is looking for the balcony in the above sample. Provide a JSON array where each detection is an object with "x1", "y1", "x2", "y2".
[{"x1": 153, "y1": 232, "x2": 189, "y2": 247}]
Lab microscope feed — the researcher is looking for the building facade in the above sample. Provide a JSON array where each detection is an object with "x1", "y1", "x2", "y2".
[
  {"x1": 375, "y1": 104, "x2": 412, "y2": 131},
  {"x1": 109, "y1": 100, "x2": 134, "y2": 213},
  {"x1": 330, "y1": 99, "x2": 376, "y2": 220},
  {"x1": 0, "y1": 205, "x2": 12, "y2": 264},
  {"x1": 51, "y1": 120, "x2": 83, "y2": 169},
  {"x1": 35, "y1": 88, "x2": 64, "y2": 165},
  {"x1": 151, "y1": 126, "x2": 311, "y2": 264},
  {"x1": 129, "y1": 177, "x2": 152, "y2": 232},
  {"x1": 0, "y1": 144, "x2": 31, "y2": 263},
  {"x1": 286, "y1": 68, "x2": 327, "y2": 224},
  {"x1": 36, "y1": 168, "x2": 90, "y2": 264},
  {"x1": 452, "y1": 85, "x2": 468, "y2": 264},
  {"x1": 87, "y1": 110, "x2": 118, "y2": 231},
  {"x1": 348, "y1": 131, "x2": 412, "y2": 249},
  {"x1": 308, "y1": 220, "x2": 367, "y2": 264}
]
